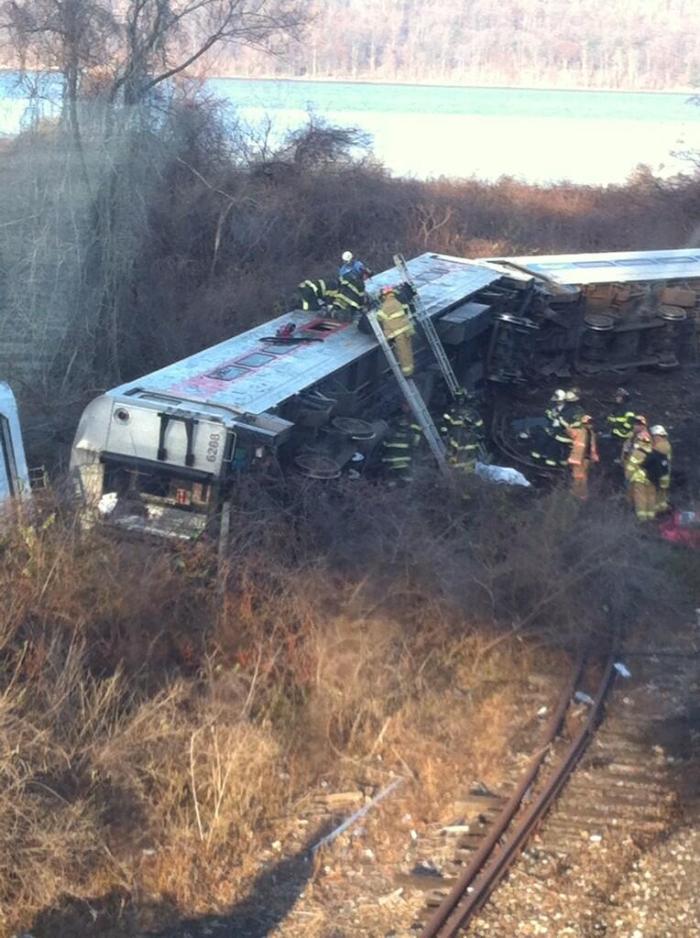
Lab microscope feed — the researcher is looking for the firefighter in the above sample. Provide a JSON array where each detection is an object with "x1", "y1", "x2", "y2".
[
  {"x1": 440, "y1": 390, "x2": 485, "y2": 472},
  {"x1": 607, "y1": 387, "x2": 636, "y2": 445},
  {"x1": 454, "y1": 389, "x2": 485, "y2": 440},
  {"x1": 622, "y1": 415, "x2": 648, "y2": 470},
  {"x1": 531, "y1": 389, "x2": 569, "y2": 468},
  {"x1": 328, "y1": 272, "x2": 366, "y2": 322},
  {"x1": 561, "y1": 388, "x2": 584, "y2": 426},
  {"x1": 530, "y1": 389, "x2": 562, "y2": 466},
  {"x1": 648, "y1": 425, "x2": 672, "y2": 515},
  {"x1": 440, "y1": 412, "x2": 480, "y2": 472},
  {"x1": 294, "y1": 278, "x2": 338, "y2": 312},
  {"x1": 566, "y1": 413, "x2": 598, "y2": 500},
  {"x1": 339, "y1": 250, "x2": 372, "y2": 281},
  {"x1": 625, "y1": 427, "x2": 656, "y2": 521},
  {"x1": 375, "y1": 285, "x2": 415, "y2": 376},
  {"x1": 381, "y1": 415, "x2": 421, "y2": 483}
]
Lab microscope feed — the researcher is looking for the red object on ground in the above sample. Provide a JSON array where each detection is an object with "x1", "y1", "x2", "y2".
[{"x1": 659, "y1": 510, "x2": 700, "y2": 549}]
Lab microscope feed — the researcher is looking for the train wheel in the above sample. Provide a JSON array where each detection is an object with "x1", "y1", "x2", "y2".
[
  {"x1": 330, "y1": 417, "x2": 375, "y2": 440},
  {"x1": 294, "y1": 453, "x2": 342, "y2": 480}
]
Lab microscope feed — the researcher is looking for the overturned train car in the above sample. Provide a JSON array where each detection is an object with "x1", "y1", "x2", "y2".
[
  {"x1": 70, "y1": 254, "x2": 503, "y2": 537},
  {"x1": 70, "y1": 249, "x2": 700, "y2": 537},
  {"x1": 484, "y1": 248, "x2": 700, "y2": 381}
]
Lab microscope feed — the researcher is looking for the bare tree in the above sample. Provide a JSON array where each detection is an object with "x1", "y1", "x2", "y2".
[
  {"x1": 108, "y1": 0, "x2": 305, "y2": 107},
  {"x1": 1, "y1": 0, "x2": 306, "y2": 115}
]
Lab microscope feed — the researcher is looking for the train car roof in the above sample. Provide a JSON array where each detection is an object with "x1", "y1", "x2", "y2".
[
  {"x1": 111, "y1": 254, "x2": 501, "y2": 417},
  {"x1": 489, "y1": 248, "x2": 700, "y2": 285}
]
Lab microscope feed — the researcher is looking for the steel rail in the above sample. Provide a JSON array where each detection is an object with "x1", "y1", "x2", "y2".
[
  {"x1": 421, "y1": 648, "x2": 617, "y2": 938},
  {"x1": 487, "y1": 392, "x2": 561, "y2": 477}
]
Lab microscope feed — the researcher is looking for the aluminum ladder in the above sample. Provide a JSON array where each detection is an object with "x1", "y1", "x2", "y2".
[
  {"x1": 393, "y1": 253, "x2": 461, "y2": 399},
  {"x1": 366, "y1": 310, "x2": 449, "y2": 474}
]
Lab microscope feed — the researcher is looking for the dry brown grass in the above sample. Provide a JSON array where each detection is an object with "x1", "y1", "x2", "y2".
[{"x1": 0, "y1": 480, "x2": 683, "y2": 935}]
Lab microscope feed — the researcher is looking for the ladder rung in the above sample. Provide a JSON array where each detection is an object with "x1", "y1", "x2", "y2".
[{"x1": 393, "y1": 253, "x2": 461, "y2": 398}]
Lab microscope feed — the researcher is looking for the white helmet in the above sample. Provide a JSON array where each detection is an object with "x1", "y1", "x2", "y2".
[
  {"x1": 341, "y1": 250, "x2": 353, "y2": 263},
  {"x1": 551, "y1": 389, "x2": 566, "y2": 402},
  {"x1": 565, "y1": 389, "x2": 580, "y2": 402},
  {"x1": 650, "y1": 425, "x2": 668, "y2": 436}
]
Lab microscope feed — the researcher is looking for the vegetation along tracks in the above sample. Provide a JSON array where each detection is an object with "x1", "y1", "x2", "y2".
[{"x1": 414, "y1": 627, "x2": 699, "y2": 936}]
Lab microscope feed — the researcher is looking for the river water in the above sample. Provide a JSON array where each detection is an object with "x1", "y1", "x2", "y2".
[{"x1": 2, "y1": 73, "x2": 700, "y2": 184}]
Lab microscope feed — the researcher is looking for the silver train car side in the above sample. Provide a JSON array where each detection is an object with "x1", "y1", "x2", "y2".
[
  {"x1": 71, "y1": 249, "x2": 700, "y2": 537},
  {"x1": 0, "y1": 382, "x2": 31, "y2": 506}
]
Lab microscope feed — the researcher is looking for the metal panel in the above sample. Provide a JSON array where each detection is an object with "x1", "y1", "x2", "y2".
[
  {"x1": 488, "y1": 249, "x2": 700, "y2": 285},
  {"x1": 0, "y1": 382, "x2": 30, "y2": 503},
  {"x1": 110, "y1": 254, "x2": 502, "y2": 417}
]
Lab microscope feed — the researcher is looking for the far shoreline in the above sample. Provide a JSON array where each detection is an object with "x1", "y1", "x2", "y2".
[
  {"x1": 0, "y1": 66, "x2": 697, "y2": 97},
  {"x1": 205, "y1": 73, "x2": 698, "y2": 97}
]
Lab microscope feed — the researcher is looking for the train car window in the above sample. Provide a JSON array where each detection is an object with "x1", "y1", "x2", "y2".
[
  {"x1": 653, "y1": 256, "x2": 697, "y2": 264},
  {"x1": 209, "y1": 364, "x2": 250, "y2": 381},
  {"x1": 302, "y1": 320, "x2": 345, "y2": 335},
  {"x1": 236, "y1": 352, "x2": 277, "y2": 368},
  {"x1": 618, "y1": 257, "x2": 660, "y2": 266}
]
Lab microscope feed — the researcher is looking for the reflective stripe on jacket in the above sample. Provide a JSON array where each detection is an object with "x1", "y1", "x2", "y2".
[
  {"x1": 329, "y1": 278, "x2": 364, "y2": 310},
  {"x1": 626, "y1": 438, "x2": 653, "y2": 484},
  {"x1": 376, "y1": 293, "x2": 414, "y2": 339},
  {"x1": 607, "y1": 408, "x2": 636, "y2": 439}
]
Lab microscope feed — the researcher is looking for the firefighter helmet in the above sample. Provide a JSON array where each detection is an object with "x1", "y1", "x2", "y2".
[
  {"x1": 341, "y1": 250, "x2": 353, "y2": 263},
  {"x1": 566, "y1": 388, "x2": 581, "y2": 402},
  {"x1": 650, "y1": 425, "x2": 668, "y2": 436},
  {"x1": 551, "y1": 389, "x2": 566, "y2": 402}
]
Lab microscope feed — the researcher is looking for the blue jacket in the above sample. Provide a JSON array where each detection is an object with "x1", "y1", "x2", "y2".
[{"x1": 339, "y1": 259, "x2": 369, "y2": 279}]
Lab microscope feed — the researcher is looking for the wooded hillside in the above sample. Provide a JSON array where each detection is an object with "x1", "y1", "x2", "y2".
[{"x1": 224, "y1": 0, "x2": 700, "y2": 90}]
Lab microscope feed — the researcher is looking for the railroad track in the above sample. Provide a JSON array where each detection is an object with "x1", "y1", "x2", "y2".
[
  {"x1": 413, "y1": 647, "x2": 615, "y2": 936},
  {"x1": 412, "y1": 625, "x2": 699, "y2": 937},
  {"x1": 488, "y1": 391, "x2": 560, "y2": 478}
]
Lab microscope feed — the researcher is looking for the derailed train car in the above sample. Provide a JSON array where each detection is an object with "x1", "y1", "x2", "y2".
[
  {"x1": 484, "y1": 248, "x2": 700, "y2": 381},
  {"x1": 70, "y1": 254, "x2": 504, "y2": 537},
  {"x1": 70, "y1": 249, "x2": 700, "y2": 537},
  {"x1": 0, "y1": 382, "x2": 31, "y2": 507}
]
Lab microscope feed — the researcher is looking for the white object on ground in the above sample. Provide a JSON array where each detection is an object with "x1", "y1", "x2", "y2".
[
  {"x1": 97, "y1": 492, "x2": 118, "y2": 516},
  {"x1": 474, "y1": 461, "x2": 531, "y2": 487},
  {"x1": 310, "y1": 777, "x2": 405, "y2": 855},
  {"x1": 614, "y1": 662, "x2": 632, "y2": 679},
  {"x1": 574, "y1": 691, "x2": 595, "y2": 706}
]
